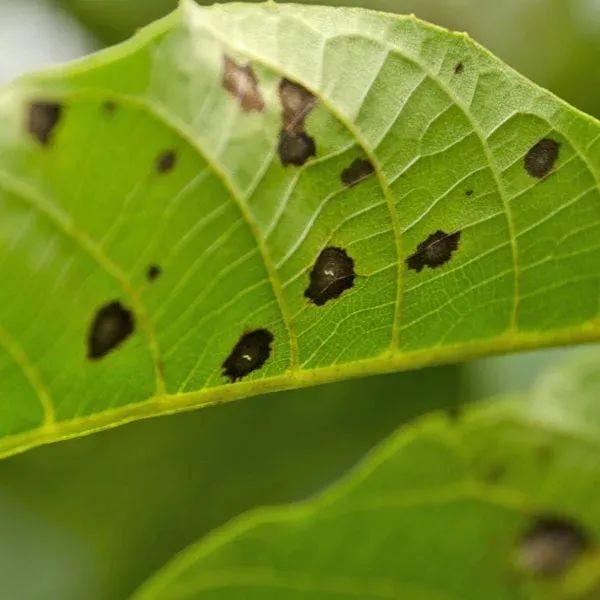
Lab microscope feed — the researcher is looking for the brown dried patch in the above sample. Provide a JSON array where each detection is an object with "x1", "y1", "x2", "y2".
[
  {"x1": 27, "y1": 101, "x2": 62, "y2": 146},
  {"x1": 222, "y1": 55, "x2": 265, "y2": 113},
  {"x1": 407, "y1": 230, "x2": 461, "y2": 273}
]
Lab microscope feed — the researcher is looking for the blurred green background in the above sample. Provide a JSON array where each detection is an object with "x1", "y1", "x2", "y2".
[{"x1": 0, "y1": 1, "x2": 598, "y2": 598}]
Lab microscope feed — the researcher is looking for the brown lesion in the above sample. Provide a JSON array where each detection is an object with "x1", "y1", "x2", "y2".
[
  {"x1": 406, "y1": 230, "x2": 461, "y2": 273},
  {"x1": 278, "y1": 78, "x2": 317, "y2": 166},
  {"x1": 221, "y1": 55, "x2": 265, "y2": 113},
  {"x1": 27, "y1": 101, "x2": 62, "y2": 146},
  {"x1": 341, "y1": 158, "x2": 375, "y2": 187},
  {"x1": 155, "y1": 150, "x2": 177, "y2": 174},
  {"x1": 524, "y1": 138, "x2": 560, "y2": 179},
  {"x1": 87, "y1": 301, "x2": 135, "y2": 360},
  {"x1": 305, "y1": 247, "x2": 355, "y2": 306},
  {"x1": 222, "y1": 329, "x2": 274, "y2": 382}
]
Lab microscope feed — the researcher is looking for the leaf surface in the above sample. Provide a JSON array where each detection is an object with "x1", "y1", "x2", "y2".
[
  {"x1": 134, "y1": 352, "x2": 600, "y2": 600},
  {"x1": 0, "y1": 1, "x2": 599, "y2": 457}
]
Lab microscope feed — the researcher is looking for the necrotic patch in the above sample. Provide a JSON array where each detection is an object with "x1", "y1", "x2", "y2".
[
  {"x1": 517, "y1": 517, "x2": 589, "y2": 575},
  {"x1": 407, "y1": 230, "x2": 461, "y2": 273},
  {"x1": 454, "y1": 62, "x2": 464, "y2": 75},
  {"x1": 146, "y1": 264, "x2": 162, "y2": 281},
  {"x1": 524, "y1": 138, "x2": 560, "y2": 179},
  {"x1": 221, "y1": 55, "x2": 265, "y2": 112},
  {"x1": 27, "y1": 101, "x2": 62, "y2": 145},
  {"x1": 278, "y1": 131, "x2": 316, "y2": 167},
  {"x1": 277, "y1": 78, "x2": 317, "y2": 167},
  {"x1": 87, "y1": 301, "x2": 135, "y2": 360},
  {"x1": 465, "y1": 189, "x2": 474, "y2": 197},
  {"x1": 156, "y1": 150, "x2": 176, "y2": 174},
  {"x1": 305, "y1": 247, "x2": 355, "y2": 306},
  {"x1": 222, "y1": 329, "x2": 274, "y2": 382},
  {"x1": 341, "y1": 158, "x2": 375, "y2": 187}
]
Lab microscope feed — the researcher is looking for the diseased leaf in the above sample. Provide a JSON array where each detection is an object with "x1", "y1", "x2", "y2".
[
  {"x1": 133, "y1": 352, "x2": 600, "y2": 600},
  {"x1": 0, "y1": 1, "x2": 598, "y2": 457}
]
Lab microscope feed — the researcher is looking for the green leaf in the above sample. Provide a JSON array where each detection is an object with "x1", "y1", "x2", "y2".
[
  {"x1": 0, "y1": 1, "x2": 598, "y2": 458},
  {"x1": 133, "y1": 352, "x2": 600, "y2": 600}
]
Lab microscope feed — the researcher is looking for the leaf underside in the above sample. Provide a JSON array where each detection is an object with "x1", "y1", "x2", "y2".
[
  {"x1": 135, "y1": 353, "x2": 600, "y2": 599},
  {"x1": 0, "y1": 1, "x2": 598, "y2": 457}
]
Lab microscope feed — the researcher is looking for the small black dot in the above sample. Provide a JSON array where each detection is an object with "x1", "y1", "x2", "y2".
[
  {"x1": 278, "y1": 131, "x2": 316, "y2": 167},
  {"x1": 146, "y1": 264, "x2": 161, "y2": 281},
  {"x1": 524, "y1": 138, "x2": 560, "y2": 179},
  {"x1": 222, "y1": 329, "x2": 274, "y2": 382},
  {"x1": 465, "y1": 189, "x2": 474, "y2": 197},
  {"x1": 341, "y1": 158, "x2": 375, "y2": 187},
  {"x1": 103, "y1": 101, "x2": 117, "y2": 114},
  {"x1": 87, "y1": 301, "x2": 135, "y2": 360},
  {"x1": 518, "y1": 516, "x2": 589, "y2": 576},
  {"x1": 305, "y1": 247, "x2": 355, "y2": 306},
  {"x1": 454, "y1": 62, "x2": 464, "y2": 75},
  {"x1": 407, "y1": 230, "x2": 461, "y2": 273},
  {"x1": 156, "y1": 150, "x2": 177, "y2": 174},
  {"x1": 27, "y1": 101, "x2": 62, "y2": 146}
]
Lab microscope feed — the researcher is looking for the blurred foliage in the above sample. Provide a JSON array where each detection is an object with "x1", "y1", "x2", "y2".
[
  {"x1": 0, "y1": 366, "x2": 461, "y2": 600},
  {"x1": 56, "y1": 0, "x2": 600, "y2": 116}
]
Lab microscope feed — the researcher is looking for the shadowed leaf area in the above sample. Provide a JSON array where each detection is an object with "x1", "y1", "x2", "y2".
[
  {"x1": 0, "y1": 1, "x2": 598, "y2": 457},
  {"x1": 134, "y1": 352, "x2": 600, "y2": 600}
]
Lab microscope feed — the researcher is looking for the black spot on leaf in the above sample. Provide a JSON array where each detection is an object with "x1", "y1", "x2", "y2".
[
  {"x1": 278, "y1": 131, "x2": 316, "y2": 167},
  {"x1": 222, "y1": 329, "x2": 274, "y2": 382},
  {"x1": 87, "y1": 301, "x2": 135, "y2": 360},
  {"x1": 27, "y1": 101, "x2": 62, "y2": 145},
  {"x1": 524, "y1": 138, "x2": 560, "y2": 179},
  {"x1": 222, "y1": 55, "x2": 265, "y2": 112},
  {"x1": 407, "y1": 230, "x2": 461, "y2": 273},
  {"x1": 518, "y1": 517, "x2": 589, "y2": 576},
  {"x1": 103, "y1": 101, "x2": 117, "y2": 114},
  {"x1": 454, "y1": 62, "x2": 464, "y2": 75},
  {"x1": 465, "y1": 189, "x2": 474, "y2": 197},
  {"x1": 305, "y1": 247, "x2": 355, "y2": 306},
  {"x1": 146, "y1": 264, "x2": 162, "y2": 281},
  {"x1": 156, "y1": 150, "x2": 176, "y2": 173},
  {"x1": 278, "y1": 78, "x2": 317, "y2": 167},
  {"x1": 341, "y1": 158, "x2": 375, "y2": 187}
]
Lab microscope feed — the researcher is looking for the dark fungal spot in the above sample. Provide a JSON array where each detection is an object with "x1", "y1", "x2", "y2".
[
  {"x1": 146, "y1": 264, "x2": 162, "y2": 281},
  {"x1": 87, "y1": 301, "x2": 135, "y2": 360},
  {"x1": 278, "y1": 131, "x2": 316, "y2": 167},
  {"x1": 156, "y1": 150, "x2": 177, "y2": 174},
  {"x1": 102, "y1": 100, "x2": 117, "y2": 114},
  {"x1": 221, "y1": 55, "x2": 265, "y2": 112},
  {"x1": 222, "y1": 329, "x2": 274, "y2": 382},
  {"x1": 341, "y1": 158, "x2": 375, "y2": 187},
  {"x1": 278, "y1": 78, "x2": 317, "y2": 166},
  {"x1": 517, "y1": 517, "x2": 589, "y2": 576},
  {"x1": 27, "y1": 101, "x2": 62, "y2": 146},
  {"x1": 305, "y1": 247, "x2": 355, "y2": 306},
  {"x1": 465, "y1": 189, "x2": 474, "y2": 197},
  {"x1": 524, "y1": 138, "x2": 560, "y2": 179},
  {"x1": 454, "y1": 62, "x2": 464, "y2": 75},
  {"x1": 407, "y1": 230, "x2": 461, "y2": 273}
]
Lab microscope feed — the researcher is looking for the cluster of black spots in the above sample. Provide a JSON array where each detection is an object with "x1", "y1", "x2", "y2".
[
  {"x1": 278, "y1": 78, "x2": 317, "y2": 166},
  {"x1": 27, "y1": 101, "x2": 62, "y2": 146},
  {"x1": 222, "y1": 329, "x2": 274, "y2": 382},
  {"x1": 454, "y1": 62, "x2": 464, "y2": 75},
  {"x1": 465, "y1": 189, "x2": 474, "y2": 197},
  {"x1": 524, "y1": 138, "x2": 560, "y2": 179},
  {"x1": 146, "y1": 264, "x2": 162, "y2": 282},
  {"x1": 407, "y1": 230, "x2": 461, "y2": 273},
  {"x1": 305, "y1": 246, "x2": 356, "y2": 306},
  {"x1": 155, "y1": 149, "x2": 177, "y2": 174},
  {"x1": 87, "y1": 301, "x2": 135, "y2": 360},
  {"x1": 341, "y1": 158, "x2": 375, "y2": 187},
  {"x1": 221, "y1": 55, "x2": 265, "y2": 112},
  {"x1": 517, "y1": 516, "x2": 590, "y2": 576}
]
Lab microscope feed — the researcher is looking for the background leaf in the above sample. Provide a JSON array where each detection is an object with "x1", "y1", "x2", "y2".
[
  {"x1": 134, "y1": 351, "x2": 600, "y2": 600},
  {"x1": 0, "y1": 1, "x2": 598, "y2": 458}
]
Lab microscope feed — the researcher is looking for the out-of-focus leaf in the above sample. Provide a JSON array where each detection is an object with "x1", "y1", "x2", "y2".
[
  {"x1": 134, "y1": 353, "x2": 600, "y2": 600},
  {"x1": 0, "y1": 365, "x2": 461, "y2": 600}
]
